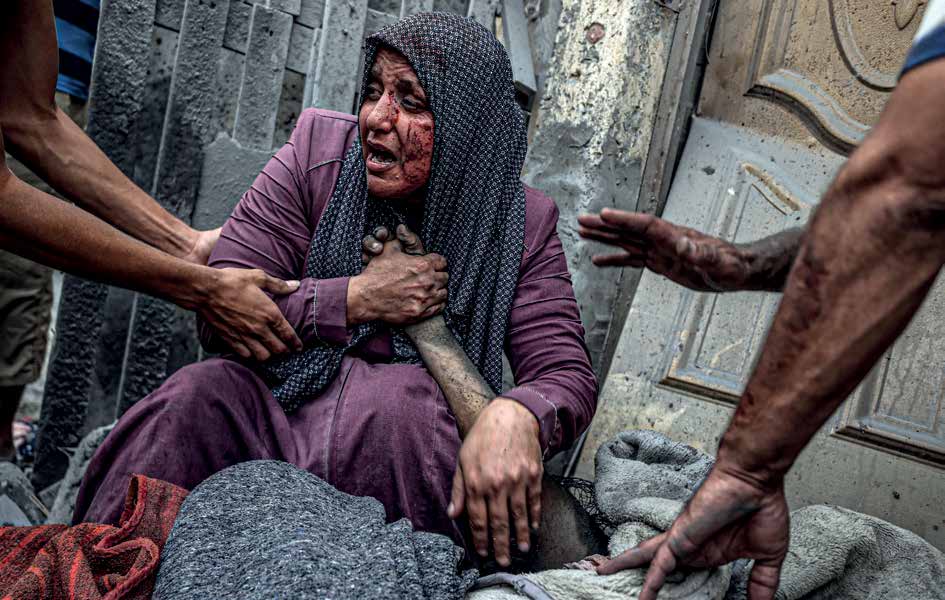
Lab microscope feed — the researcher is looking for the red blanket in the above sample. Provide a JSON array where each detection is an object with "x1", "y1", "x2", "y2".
[{"x1": 0, "y1": 475, "x2": 187, "y2": 600}]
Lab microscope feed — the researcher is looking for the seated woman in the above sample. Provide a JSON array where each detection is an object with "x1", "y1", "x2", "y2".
[{"x1": 74, "y1": 12, "x2": 597, "y2": 565}]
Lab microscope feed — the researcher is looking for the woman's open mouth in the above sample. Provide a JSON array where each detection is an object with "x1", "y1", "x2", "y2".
[{"x1": 366, "y1": 147, "x2": 398, "y2": 173}]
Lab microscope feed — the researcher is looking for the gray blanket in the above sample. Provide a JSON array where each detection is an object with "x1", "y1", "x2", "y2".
[
  {"x1": 154, "y1": 460, "x2": 477, "y2": 599},
  {"x1": 472, "y1": 431, "x2": 945, "y2": 600}
]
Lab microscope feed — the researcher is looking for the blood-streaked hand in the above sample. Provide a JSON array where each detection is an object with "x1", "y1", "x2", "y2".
[
  {"x1": 578, "y1": 209, "x2": 750, "y2": 292},
  {"x1": 596, "y1": 463, "x2": 789, "y2": 600}
]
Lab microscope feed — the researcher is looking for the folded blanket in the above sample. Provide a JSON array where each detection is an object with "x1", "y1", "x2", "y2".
[{"x1": 0, "y1": 474, "x2": 187, "y2": 600}]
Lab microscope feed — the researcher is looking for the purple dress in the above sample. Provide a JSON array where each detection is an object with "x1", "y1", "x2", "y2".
[{"x1": 73, "y1": 109, "x2": 598, "y2": 541}]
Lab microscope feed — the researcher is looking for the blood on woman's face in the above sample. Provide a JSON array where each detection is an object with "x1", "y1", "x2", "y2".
[{"x1": 359, "y1": 47, "x2": 434, "y2": 204}]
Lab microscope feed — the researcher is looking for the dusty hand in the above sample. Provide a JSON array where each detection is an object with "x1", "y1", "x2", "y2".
[
  {"x1": 183, "y1": 227, "x2": 221, "y2": 266},
  {"x1": 596, "y1": 462, "x2": 789, "y2": 600},
  {"x1": 197, "y1": 267, "x2": 303, "y2": 361},
  {"x1": 350, "y1": 224, "x2": 447, "y2": 325},
  {"x1": 447, "y1": 398, "x2": 543, "y2": 567},
  {"x1": 577, "y1": 208, "x2": 749, "y2": 292},
  {"x1": 361, "y1": 224, "x2": 426, "y2": 262}
]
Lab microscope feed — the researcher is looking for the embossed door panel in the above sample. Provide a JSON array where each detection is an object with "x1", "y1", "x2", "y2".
[
  {"x1": 835, "y1": 273, "x2": 945, "y2": 464},
  {"x1": 663, "y1": 151, "x2": 811, "y2": 402},
  {"x1": 579, "y1": 0, "x2": 945, "y2": 549},
  {"x1": 700, "y1": 0, "x2": 925, "y2": 151}
]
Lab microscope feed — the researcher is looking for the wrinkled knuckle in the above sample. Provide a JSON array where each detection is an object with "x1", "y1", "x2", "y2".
[
  {"x1": 469, "y1": 515, "x2": 488, "y2": 529},
  {"x1": 465, "y1": 477, "x2": 482, "y2": 495},
  {"x1": 486, "y1": 478, "x2": 505, "y2": 495},
  {"x1": 507, "y1": 470, "x2": 523, "y2": 486},
  {"x1": 527, "y1": 463, "x2": 542, "y2": 479}
]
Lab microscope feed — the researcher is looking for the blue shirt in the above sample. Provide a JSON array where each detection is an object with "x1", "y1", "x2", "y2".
[
  {"x1": 53, "y1": 0, "x2": 101, "y2": 100},
  {"x1": 903, "y1": 0, "x2": 945, "y2": 74}
]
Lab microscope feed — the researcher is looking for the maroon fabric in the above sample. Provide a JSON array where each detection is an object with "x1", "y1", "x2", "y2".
[
  {"x1": 0, "y1": 475, "x2": 186, "y2": 600},
  {"x1": 73, "y1": 109, "x2": 597, "y2": 541}
]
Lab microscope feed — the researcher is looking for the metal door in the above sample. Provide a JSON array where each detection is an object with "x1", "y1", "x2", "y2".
[{"x1": 578, "y1": 0, "x2": 945, "y2": 549}]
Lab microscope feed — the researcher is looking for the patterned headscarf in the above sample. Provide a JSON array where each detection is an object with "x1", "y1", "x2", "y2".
[{"x1": 266, "y1": 12, "x2": 528, "y2": 412}]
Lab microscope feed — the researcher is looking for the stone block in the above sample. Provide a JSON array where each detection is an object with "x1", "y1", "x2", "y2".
[
  {"x1": 286, "y1": 21, "x2": 315, "y2": 73},
  {"x1": 275, "y1": 70, "x2": 306, "y2": 144},
  {"x1": 368, "y1": 0, "x2": 401, "y2": 14},
  {"x1": 400, "y1": 0, "x2": 433, "y2": 18},
  {"x1": 433, "y1": 0, "x2": 467, "y2": 13},
  {"x1": 0, "y1": 463, "x2": 46, "y2": 526},
  {"x1": 501, "y1": 0, "x2": 537, "y2": 97},
  {"x1": 156, "y1": 0, "x2": 186, "y2": 29},
  {"x1": 224, "y1": 0, "x2": 252, "y2": 52},
  {"x1": 365, "y1": 7, "x2": 397, "y2": 35},
  {"x1": 193, "y1": 135, "x2": 276, "y2": 232},
  {"x1": 47, "y1": 424, "x2": 115, "y2": 525},
  {"x1": 117, "y1": 0, "x2": 231, "y2": 414},
  {"x1": 467, "y1": 0, "x2": 499, "y2": 30},
  {"x1": 268, "y1": 0, "x2": 302, "y2": 14},
  {"x1": 309, "y1": 0, "x2": 369, "y2": 113},
  {"x1": 297, "y1": 0, "x2": 326, "y2": 28},
  {"x1": 234, "y1": 4, "x2": 293, "y2": 150}
]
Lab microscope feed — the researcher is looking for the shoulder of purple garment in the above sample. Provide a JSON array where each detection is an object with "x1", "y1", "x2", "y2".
[
  {"x1": 522, "y1": 185, "x2": 561, "y2": 258},
  {"x1": 294, "y1": 108, "x2": 359, "y2": 169}
]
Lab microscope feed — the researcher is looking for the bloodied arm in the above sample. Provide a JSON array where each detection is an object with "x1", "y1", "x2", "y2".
[
  {"x1": 577, "y1": 211, "x2": 803, "y2": 293},
  {"x1": 597, "y1": 58, "x2": 945, "y2": 600}
]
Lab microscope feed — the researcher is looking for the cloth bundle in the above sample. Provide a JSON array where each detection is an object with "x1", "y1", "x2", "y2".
[
  {"x1": 154, "y1": 460, "x2": 478, "y2": 599},
  {"x1": 0, "y1": 475, "x2": 186, "y2": 600},
  {"x1": 470, "y1": 430, "x2": 945, "y2": 600}
]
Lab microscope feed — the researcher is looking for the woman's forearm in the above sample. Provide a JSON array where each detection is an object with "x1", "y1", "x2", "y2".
[{"x1": 4, "y1": 108, "x2": 199, "y2": 259}]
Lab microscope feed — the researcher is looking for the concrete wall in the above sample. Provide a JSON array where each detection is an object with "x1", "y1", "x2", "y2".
[{"x1": 521, "y1": 0, "x2": 677, "y2": 374}]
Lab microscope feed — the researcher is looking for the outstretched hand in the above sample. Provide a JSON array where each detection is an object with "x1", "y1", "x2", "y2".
[
  {"x1": 577, "y1": 208, "x2": 750, "y2": 292},
  {"x1": 596, "y1": 463, "x2": 790, "y2": 600}
]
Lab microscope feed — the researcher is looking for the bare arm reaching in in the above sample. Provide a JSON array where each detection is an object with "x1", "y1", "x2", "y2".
[
  {"x1": 0, "y1": 1, "x2": 301, "y2": 359},
  {"x1": 594, "y1": 36, "x2": 945, "y2": 600},
  {"x1": 577, "y1": 211, "x2": 803, "y2": 293}
]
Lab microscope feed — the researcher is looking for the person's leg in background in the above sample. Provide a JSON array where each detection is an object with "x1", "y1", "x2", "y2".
[
  {"x1": 0, "y1": 250, "x2": 53, "y2": 462},
  {"x1": 1, "y1": 92, "x2": 86, "y2": 463}
]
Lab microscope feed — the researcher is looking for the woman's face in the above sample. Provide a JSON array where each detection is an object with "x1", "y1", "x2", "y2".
[{"x1": 359, "y1": 47, "x2": 435, "y2": 203}]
